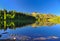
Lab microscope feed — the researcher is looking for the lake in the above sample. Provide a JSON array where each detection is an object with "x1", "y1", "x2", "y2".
[{"x1": 0, "y1": 21, "x2": 60, "y2": 41}]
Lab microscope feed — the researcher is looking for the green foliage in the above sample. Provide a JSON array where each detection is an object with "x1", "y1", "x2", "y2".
[{"x1": 0, "y1": 9, "x2": 36, "y2": 20}]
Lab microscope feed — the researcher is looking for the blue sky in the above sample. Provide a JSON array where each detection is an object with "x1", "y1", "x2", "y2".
[{"x1": 0, "y1": 0, "x2": 60, "y2": 15}]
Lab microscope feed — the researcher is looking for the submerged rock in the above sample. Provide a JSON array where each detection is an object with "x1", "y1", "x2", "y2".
[
  {"x1": 0, "y1": 34, "x2": 2, "y2": 37},
  {"x1": 9, "y1": 34, "x2": 32, "y2": 41}
]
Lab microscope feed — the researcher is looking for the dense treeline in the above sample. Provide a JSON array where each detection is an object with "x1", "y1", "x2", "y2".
[
  {"x1": 0, "y1": 9, "x2": 36, "y2": 30},
  {"x1": 0, "y1": 9, "x2": 36, "y2": 21}
]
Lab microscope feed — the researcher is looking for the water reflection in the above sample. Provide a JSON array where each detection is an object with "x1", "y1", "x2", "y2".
[
  {"x1": 31, "y1": 20, "x2": 57, "y2": 28},
  {"x1": 0, "y1": 19, "x2": 60, "y2": 30},
  {"x1": 0, "y1": 19, "x2": 60, "y2": 41},
  {"x1": 0, "y1": 20, "x2": 34, "y2": 30}
]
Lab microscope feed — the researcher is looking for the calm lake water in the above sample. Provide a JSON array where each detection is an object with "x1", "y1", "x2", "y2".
[{"x1": 0, "y1": 21, "x2": 60, "y2": 41}]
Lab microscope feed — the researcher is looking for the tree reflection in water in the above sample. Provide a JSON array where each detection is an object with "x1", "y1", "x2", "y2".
[
  {"x1": 0, "y1": 19, "x2": 59, "y2": 30},
  {"x1": 0, "y1": 19, "x2": 60, "y2": 41},
  {"x1": 0, "y1": 20, "x2": 35, "y2": 30}
]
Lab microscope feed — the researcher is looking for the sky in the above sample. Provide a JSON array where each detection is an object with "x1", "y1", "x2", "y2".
[{"x1": 0, "y1": 0, "x2": 60, "y2": 15}]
